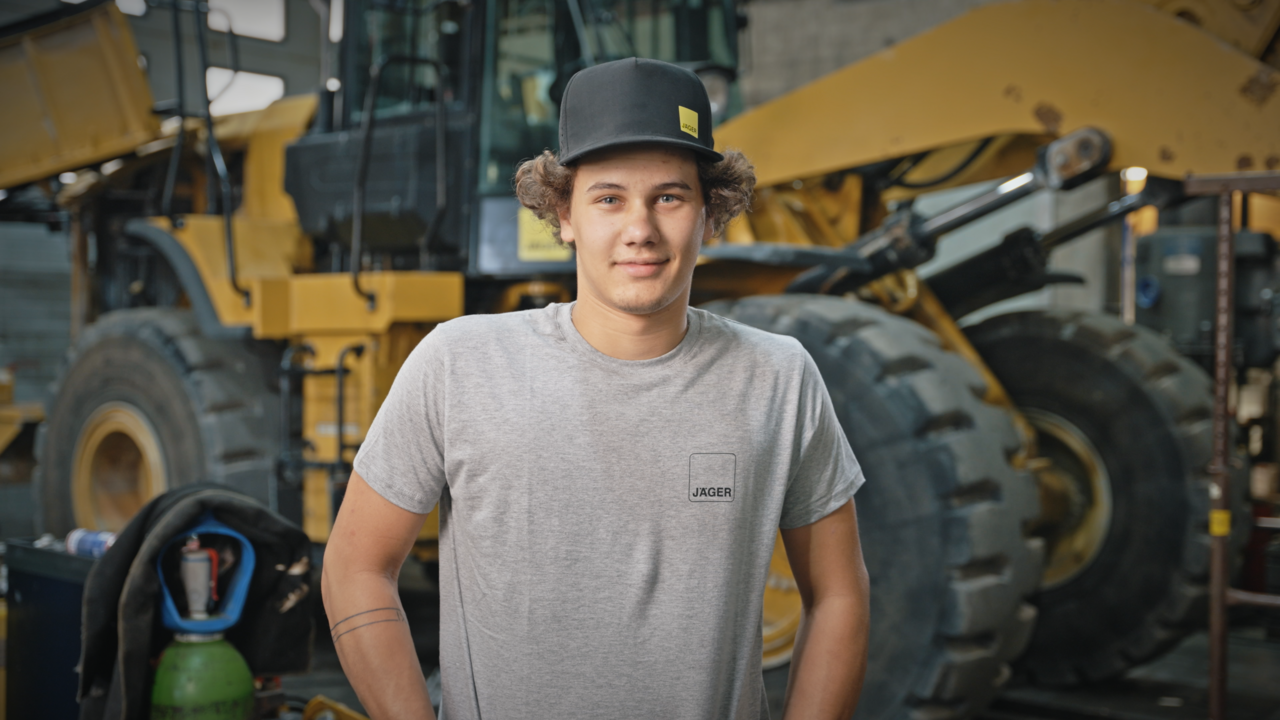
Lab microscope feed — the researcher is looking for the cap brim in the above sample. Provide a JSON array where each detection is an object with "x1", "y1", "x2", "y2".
[{"x1": 558, "y1": 135, "x2": 724, "y2": 166}]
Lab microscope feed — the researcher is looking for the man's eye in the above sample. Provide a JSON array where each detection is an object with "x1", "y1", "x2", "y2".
[
  {"x1": 658, "y1": 194, "x2": 678, "y2": 203},
  {"x1": 600, "y1": 196, "x2": 619, "y2": 205}
]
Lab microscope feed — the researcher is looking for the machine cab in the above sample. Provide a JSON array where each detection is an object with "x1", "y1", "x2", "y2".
[{"x1": 285, "y1": 0, "x2": 744, "y2": 282}]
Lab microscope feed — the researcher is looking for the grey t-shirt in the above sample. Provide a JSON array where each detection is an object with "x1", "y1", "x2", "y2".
[{"x1": 354, "y1": 302, "x2": 863, "y2": 720}]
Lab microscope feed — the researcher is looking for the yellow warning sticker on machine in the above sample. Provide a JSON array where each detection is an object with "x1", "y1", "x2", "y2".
[
  {"x1": 679, "y1": 106, "x2": 698, "y2": 138},
  {"x1": 518, "y1": 208, "x2": 572, "y2": 262},
  {"x1": 1209, "y1": 509, "x2": 1231, "y2": 537}
]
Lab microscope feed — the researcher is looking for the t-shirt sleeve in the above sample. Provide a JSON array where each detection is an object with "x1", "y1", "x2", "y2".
[
  {"x1": 779, "y1": 348, "x2": 865, "y2": 529},
  {"x1": 352, "y1": 330, "x2": 448, "y2": 514}
]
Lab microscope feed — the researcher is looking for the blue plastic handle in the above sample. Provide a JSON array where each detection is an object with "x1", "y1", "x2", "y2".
[{"x1": 156, "y1": 512, "x2": 256, "y2": 633}]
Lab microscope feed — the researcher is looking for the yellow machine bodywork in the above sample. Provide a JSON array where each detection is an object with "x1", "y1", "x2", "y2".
[
  {"x1": 705, "y1": 0, "x2": 1280, "y2": 668},
  {"x1": 711, "y1": 0, "x2": 1280, "y2": 308},
  {"x1": 0, "y1": 371, "x2": 43, "y2": 462},
  {"x1": 712, "y1": 0, "x2": 1280, "y2": 444},
  {"x1": 76, "y1": 93, "x2": 463, "y2": 547},
  {"x1": 718, "y1": 0, "x2": 1280, "y2": 193},
  {"x1": 0, "y1": 3, "x2": 157, "y2": 190},
  {"x1": 156, "y1": 210, "x2": 462, "y2": 545}
]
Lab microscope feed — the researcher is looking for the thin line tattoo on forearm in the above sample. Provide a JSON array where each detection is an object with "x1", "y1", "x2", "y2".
[{"x1": 330, "y1": 607, "x2": 406, "y2": 642}]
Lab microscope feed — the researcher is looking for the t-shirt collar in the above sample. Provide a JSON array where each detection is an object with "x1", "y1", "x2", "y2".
[{"x1": 554, "y1": 301, "x2": 703, "y2": 370}]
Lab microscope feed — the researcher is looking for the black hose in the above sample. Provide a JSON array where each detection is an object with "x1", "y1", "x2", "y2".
[
  {"x1": 160, "y1": 0, "x2": 185, "y2": 221},
  {"x1": 194, "y1": 1, "x2": 250, "y2": 306},
  {"x1": 893, "y1": 138, "x2": 993, "y2": 190}
]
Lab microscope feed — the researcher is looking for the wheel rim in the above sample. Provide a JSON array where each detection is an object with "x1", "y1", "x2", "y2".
[
  {"x1": 761, "y1": 532, "x2": 802, "y2": 669},
  {"x1": 72, "y1": 401, "x2": 168, "y2": 532},
  {"x1": 1026, "y1": 408, "x2": 1113, "y2": 589}
]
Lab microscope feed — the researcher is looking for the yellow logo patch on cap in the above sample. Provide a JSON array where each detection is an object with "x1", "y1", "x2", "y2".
[{"x1": 679, "y1": 106, "x2": 699, "y2": 138}]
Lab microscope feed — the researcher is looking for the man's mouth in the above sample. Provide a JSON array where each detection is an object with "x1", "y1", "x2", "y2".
[{"x1": 616, "y1": 258, "x2": 669, "y2": 278}]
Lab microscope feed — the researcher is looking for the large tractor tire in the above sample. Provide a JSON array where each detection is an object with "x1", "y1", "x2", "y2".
[
  {"x1": 704, "y1": 295, "x2": 1043, "y2": 720},
  {"x1": 966, "y1": 310, "x2": 1249, "y2": 686},
  {"x1": 36, "y1": 308, "x2": 280, "y2": 535}
]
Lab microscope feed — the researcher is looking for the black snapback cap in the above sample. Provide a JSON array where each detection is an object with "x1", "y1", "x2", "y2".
[{"x1": 558, "y1": 57, "x2": 724, "y2": 166}]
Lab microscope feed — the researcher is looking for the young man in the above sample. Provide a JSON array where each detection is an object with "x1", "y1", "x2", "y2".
[{"x1": 322, "y1": 58, "x2": 869, "y2": 720}]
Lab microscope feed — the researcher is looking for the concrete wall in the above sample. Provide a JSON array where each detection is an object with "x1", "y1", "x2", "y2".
[{"x1": 738, "y1": 0, "x2": 1002, "y2": 109}]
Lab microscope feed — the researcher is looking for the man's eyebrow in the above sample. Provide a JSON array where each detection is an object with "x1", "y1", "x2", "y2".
[
  {"x1": 654, "y1": 181, "x2": 694, "y2": 192},
  {"x1": 584, "y1": 180, "x2": 694, "y2": 193}
]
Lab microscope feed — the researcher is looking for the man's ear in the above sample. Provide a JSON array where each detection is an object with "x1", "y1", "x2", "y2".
[{"x1": 558, "y1": 205, "x2": 575, "y2": 246}]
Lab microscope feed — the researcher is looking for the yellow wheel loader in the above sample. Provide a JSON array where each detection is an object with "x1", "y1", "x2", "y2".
[
  {"x1": 706, "y1": 0, "x2": 1280, "y2": 713},
  {"x1": 0, "y1": 0, "x2": 1278, "y2": 718}
]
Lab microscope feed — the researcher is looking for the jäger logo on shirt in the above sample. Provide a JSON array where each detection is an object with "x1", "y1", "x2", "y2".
[{"x1": 689, "y1": 453, "x2": 735, "y2": 502}]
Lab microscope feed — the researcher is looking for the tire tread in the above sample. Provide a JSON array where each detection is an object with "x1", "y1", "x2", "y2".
[
  {"x1": 704, "y1": 295, "x2": 1041, "y2": 717},
  {"x1": 966, "y1": 309, "x2": 1249, "y2": 687},
  {"x1": 37, "y1": 309, "x2": 280, "y2": 532}
]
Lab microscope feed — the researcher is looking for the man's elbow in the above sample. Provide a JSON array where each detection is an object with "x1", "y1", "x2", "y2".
[
  {"x1": 807, "y1": 558, "x2": 871, "y2": 615},
  {"x1": 854, "y1": 556, "x2": 870, "y2": 600},
  {"x1": 320, "y1": 541, "x2": 401, "y2": 608},
  {"x1": 320, "y1": 545, "x2": 340, "y2": 613},
  {"x1": 320, "y1": 541, "x2": 362, "y2": 612}
]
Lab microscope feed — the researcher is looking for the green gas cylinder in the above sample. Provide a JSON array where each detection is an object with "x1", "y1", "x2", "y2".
[{"x1": 150, "y1": 633, "x2": 255, "y2": 720}]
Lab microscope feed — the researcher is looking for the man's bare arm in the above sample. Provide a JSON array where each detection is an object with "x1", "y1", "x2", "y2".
[
  {"x1": 322, "y1": 471, "x2": 436, "y2": 720},
  {"x1": 779, "y1": 499, "x2": 870, "y2": 720}
]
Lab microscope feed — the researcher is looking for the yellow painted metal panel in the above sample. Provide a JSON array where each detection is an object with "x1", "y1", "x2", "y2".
[
  {"x1": 517, "y1": 207, "x2": 572, "y2": 261},
  {"x1": 156, "y1": 215, "x2": 307, "y2": 326},
  {"x1": 1245, "y1": 192, "x2": 1280, "y2": 238},
  {"x1": 1210, "y1": 508, "x2": 1232, "y2": 536},
  {"x1": 251, "y1": 278, "x2": 293, "y2": 337},
  {"x1": 717, "y1": 0, "x2": 1280, "y2": 188},
  {"x1": 418, "y1": 506, "x2": 440, "y2": 542},
  {"x1": 1135, "y1": 0, "x2": 1280, "y2": 58},
  {"x1": 0, "y1": 4, "x2": 158, "y2": 188},
  {"x1": 303, "y1": 468, "x2": 333, "y2": 542},
  {"x1": 295, "y1": 325, "x2": 437, "y2": 543},
  {"x1": 153, "y1": 216, "x2": 462, "y2": 335},
  {"x1": 251, "y1": 273, "x2": 465, "y2": 338},
  {"x1": 238, "y1": 95, "x2": 318, "y2": 223},
  {"x1": 300, "y1": 335, "x2": 373, "y2": 542},
  {"x1": 0, "y1": 403, "x2": 45, "y2": 456}
]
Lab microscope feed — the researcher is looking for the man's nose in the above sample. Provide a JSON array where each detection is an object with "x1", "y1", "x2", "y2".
[{"x1": 622, "y1": 204, "x2": 659, "y2": 246}]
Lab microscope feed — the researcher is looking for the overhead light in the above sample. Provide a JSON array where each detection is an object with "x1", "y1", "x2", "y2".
[
  {"x1": 59, "y1": 172, "x2": 78, "y2": 185},
  {"x1": 1121, "y1": 167, "x2": 1148, "y2": 182},
  {"x1": 326, "y1": 77, "x2": 342, "y2": 92},
  {"x1": 102, "y1": 158, "x2": 125, "y2": 175}
]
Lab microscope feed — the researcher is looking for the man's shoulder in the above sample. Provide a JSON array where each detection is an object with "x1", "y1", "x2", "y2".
[
  {"x1": 693, "y1": 307, "x2": 805, "y2": 367},
  {"x1": 426, "y1": 305, "x2": 557, "y2": 347}
]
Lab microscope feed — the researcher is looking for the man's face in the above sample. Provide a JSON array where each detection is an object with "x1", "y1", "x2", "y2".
[{"x1": 559, "y1": 145, "x2": 712, "y2": 317}]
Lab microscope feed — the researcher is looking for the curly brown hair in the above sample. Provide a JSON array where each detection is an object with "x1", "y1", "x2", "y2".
[{"x1": 513, "y1": 147, "x2": 756, "y2": 244}]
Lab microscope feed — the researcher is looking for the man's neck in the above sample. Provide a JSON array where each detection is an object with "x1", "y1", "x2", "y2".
[{"x1": 570, "y1": 292, "x2": 690, "y2": 361}]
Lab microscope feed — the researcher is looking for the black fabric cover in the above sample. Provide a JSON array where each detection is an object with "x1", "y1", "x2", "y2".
[{"x1": 77, "y1": 484, "x2": 315, "y2": 720}]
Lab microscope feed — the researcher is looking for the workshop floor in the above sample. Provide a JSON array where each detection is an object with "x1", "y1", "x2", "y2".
[
  {"x1": 283, "y1": 571, "x2": 1280, "y2": 720},
  {"x1": 983, "y1": 625, "x2": 1280, "y2": 720}
]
